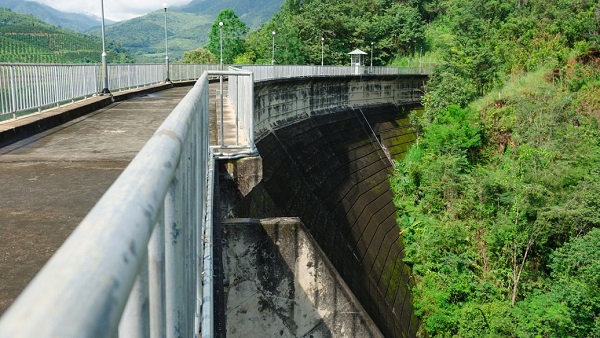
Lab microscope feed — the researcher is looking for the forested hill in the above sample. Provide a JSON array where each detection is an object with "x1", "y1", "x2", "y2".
[
  {"x1": 380, "y1": 1, "x2": 599, "y2": 337},
  {"x1": 93, "y1": 0, "x2": 284, "y2": 63},
  {"x1": 0, "y1": 8, "x2": 132, "y2": 63}
]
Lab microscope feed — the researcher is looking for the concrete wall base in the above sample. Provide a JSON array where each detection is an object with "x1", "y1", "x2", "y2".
[{"x1": 221, "y1": 218, "x2": 383, "y2": 338}]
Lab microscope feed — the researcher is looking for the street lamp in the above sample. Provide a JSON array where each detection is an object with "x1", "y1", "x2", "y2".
[
  {"x1": 370, "y1": 42, "x2": 374, "y2": 73},
  {"x1": 271, "y1": 31, "x2": 276, "y2": 65},
  {"x1": 163, "y1": 3, "x2": 170, "y2": 82},
  {"x1": 321, "y1": 37, "x2": 324, "y2": 66},
  {"x1": 100, "y1": 0, "x2": 109, "y2": 94},
  {"x1": 219, "y1": 21, "x2": 223, "y2": 69}
]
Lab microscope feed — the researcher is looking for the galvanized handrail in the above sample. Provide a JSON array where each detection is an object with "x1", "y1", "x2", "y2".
[
  {"x1": 0, "y1": 63, "x2": 220, "y2": 119},
  {"x1": 0, "y1": 72, "x2": 212, "y2": 338},
  {"x1": 235, "y1": 64, "x2": 433, "y2": 82}
]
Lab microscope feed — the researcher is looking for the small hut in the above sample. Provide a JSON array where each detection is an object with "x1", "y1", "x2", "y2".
[{"x1": 348, "y1": 49, "x2": 368, "y2": 75}]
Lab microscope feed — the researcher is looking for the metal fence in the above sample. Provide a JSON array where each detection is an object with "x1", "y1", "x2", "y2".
[
  {"x1": 235, "y1": 64, "x2": 432, "y2": 82},
  {"x1": 0, "y1": 63, "x2": 220, "y2": 118},
  {"x1": 0, "y1": 72, "x2": 213, "y2": 338}
]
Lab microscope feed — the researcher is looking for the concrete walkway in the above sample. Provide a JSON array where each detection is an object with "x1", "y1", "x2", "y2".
[{"x1": 0, "y1": 86, "x2": 192, "y2": 315}]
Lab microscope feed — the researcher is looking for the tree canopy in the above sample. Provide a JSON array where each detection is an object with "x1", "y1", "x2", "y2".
[
  {"x1": 205, "y1": 9, "x2": 249, "y2": 64},
  {"x1": 390, "y1": 1, "x2": 599, "y2": 336}
]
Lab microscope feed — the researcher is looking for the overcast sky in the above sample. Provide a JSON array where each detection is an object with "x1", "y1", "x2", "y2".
[{"x1": 29, "y1": 0, "x2": 193, "y2": 21}]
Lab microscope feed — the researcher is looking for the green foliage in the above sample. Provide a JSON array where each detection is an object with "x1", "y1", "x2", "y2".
[
  {"x1": 244, "y1": 0, "x2": 427, "y2": 65},
  {"x1": 392, "y1": 62, "x2": 600, "y2": 336},
  {"x1": 182, "y1": 47, "x2": 217, "y2": 64},
  {"x1": 205, "y1": 9, "x2": 249, "y2": 64}
]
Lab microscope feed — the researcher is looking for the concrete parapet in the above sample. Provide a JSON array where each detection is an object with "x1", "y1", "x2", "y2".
[{"x1": 253, "y1": 75, "x2": 426, "y2": 142}]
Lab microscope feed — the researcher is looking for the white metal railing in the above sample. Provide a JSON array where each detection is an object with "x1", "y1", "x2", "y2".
[
  {"x1": 0, "y1": 72, "x2": 213, "y2": 338},
  {"x1": 235, "y1": 65, "x2": 432, "y2": 82},
  {"x1": 0, "y1": 63, "x2": 220, "y2": 119}
]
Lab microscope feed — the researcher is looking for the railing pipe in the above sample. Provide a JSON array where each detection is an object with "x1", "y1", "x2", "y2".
[{"x1": 0, "y1": 63, "x2": 220, "y2": 118}]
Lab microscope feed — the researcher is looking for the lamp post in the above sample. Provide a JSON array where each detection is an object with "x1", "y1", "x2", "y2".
[
  {"x1": 370, "y1": 42, "x2": 374, "y2": 73},
  {"x1": 100, "y1": 0, "x2": 109, "y2": 94},
  {"x1": 271, "y1": 31, "x2": 276, "y2": 65},
  {"x1": 163, "y1": 3, "x2": 170, "y2": 82},
  {"x1": 219, "y1": 21, "x2": 223, "y2": 69},
  {"x1": 321, "y1": 37, "x2": 324, "y2": 66}
]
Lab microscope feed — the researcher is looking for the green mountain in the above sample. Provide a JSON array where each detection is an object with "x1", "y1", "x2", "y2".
[
  {"x1": 96, "y1": 10, "x2": 214, "y2": 63},
  {"x1": 0, "y1": 8, "x2": 132, "y2": 63},
  {"x1": 0, "y1": 0, "x2": 115, "y2": 32},
  {"x1": 95, "y1": 0, "x2": 284, "y2": 62}
]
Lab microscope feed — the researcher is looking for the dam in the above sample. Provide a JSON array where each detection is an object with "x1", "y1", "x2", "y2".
[
  {"x1": 0, "y1": 64, "x2": 428, "y2": 337},
  {"x1": 215, "y1": 74, "x2": 425, "y2": 337}
]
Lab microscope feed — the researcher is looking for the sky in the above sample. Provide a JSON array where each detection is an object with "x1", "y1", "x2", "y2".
[{"x1": 29, "y1": 0, "x2": 193, "y2": 21}]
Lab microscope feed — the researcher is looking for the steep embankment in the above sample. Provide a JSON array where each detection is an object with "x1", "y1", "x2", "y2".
[{"x1": 392, "y1": 51, "x2": 600, "y2": 337}]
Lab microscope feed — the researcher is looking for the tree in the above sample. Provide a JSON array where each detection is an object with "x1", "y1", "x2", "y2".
[
  {"x1": 182, "y1": 48, "x2": 217, "y2": 64},
  {"x1": 206, "y1": 9, "x2": 249, "y2": 64}
]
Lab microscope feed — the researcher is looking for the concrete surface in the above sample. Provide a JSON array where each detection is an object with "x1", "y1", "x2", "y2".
[
  {"x1": 253, "y1": 75, "x2": 427, "y2": 142},
  {"x1": 222, "y1": 105, "x2": 420, "y2": 337},
  {"x1": 0, "y1": 85, "x2": 192, "y2": 315},
  {"x1": 221, "y1": 218, "x2": 383, "y2": 338}
]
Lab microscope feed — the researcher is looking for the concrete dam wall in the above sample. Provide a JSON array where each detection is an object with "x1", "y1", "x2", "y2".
[{"x1": 218, "y1": 76, "x2": 425, "y2": 337}]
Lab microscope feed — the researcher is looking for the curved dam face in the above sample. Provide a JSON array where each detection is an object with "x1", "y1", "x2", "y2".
[{"x1": 219, "y1": 76, "x2": 425, "y2": 337}]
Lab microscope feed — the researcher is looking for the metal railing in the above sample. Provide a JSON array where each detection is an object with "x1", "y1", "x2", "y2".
[
  {"x1": 209, "y1": 69, "x2": 255, "y2": 156},
  {"x1": 0, "y1": 63, "x2": 220, "y2": 119},
  {"x1": 0, "y1": 72, "x2": 213, "y2": 338},
  {"x1": 235, "y1": 65, "x2": 432, "y2": 82}
]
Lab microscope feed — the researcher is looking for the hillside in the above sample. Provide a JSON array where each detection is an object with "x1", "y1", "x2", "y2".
[
  {"x1": 385, "y1": 0, "x2": 600, "y2": 337},
  {"x1": 94, "y1": 0, "x2": 284, "y2": 62},
  {"x1": 0, "y1": 8, "x2": 132, "y2": 63},
  {"x1": 0, "y1": 0, "x2": 113, "y2": 32},
  {"x1": 96, "y1": 10, "x2": 213, "y2": 63}
]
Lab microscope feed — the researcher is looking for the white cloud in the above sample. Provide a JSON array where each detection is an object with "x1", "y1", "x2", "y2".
[{"x1": 28, "y1": 0, "x2": 193, "y2": 21}]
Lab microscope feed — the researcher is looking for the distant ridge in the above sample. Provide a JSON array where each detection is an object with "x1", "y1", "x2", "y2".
[
  {"x1": 0, "y1": 0, "x2": 115, "y2": 32},
  {"x1": 0, "y1": 8, "x2": 132, "y2": 63},
  {"x1": 95, "y1": 0, "x2": 284, "y2": 62}
]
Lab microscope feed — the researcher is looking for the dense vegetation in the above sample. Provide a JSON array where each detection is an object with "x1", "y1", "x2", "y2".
[
  {"x1": 0, "y1": 8, "x2": 132, "y2": 63},
  {"x1": 230, "y1": 0, "x2": 429, "y2": 65},
  {"x1": 388, "y1": 0, "x2": 599, "y2": 337}
]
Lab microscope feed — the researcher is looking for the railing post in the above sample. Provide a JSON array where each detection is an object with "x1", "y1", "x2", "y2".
[
  {"x1": 118, "y1": 253, "x2": 150, "y2": 338},
  {"x1": 249, "y1": 73, "x2": 255, "y2": 150},
  {"x1": 165, "y1": 171, "x2": 184, "y2": 338},
  {"x1": 149, "y1": 216, "x2": 166, "y2": 338},
  {"x1": 9, "y1": 66, "x2": 17, "y2": 119},
  {"x1": 219, "y1": 75, "x2": 224, "y2": 146},
  {"x1": 53, "y1": 65, "x2": 59, "y2": 107},
  {"x1": 35, "y1": 67, "x2": 42, "y2": 112},
  {"x1": 235, "y1": 76, "x2": 239, "y2": 146}
]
